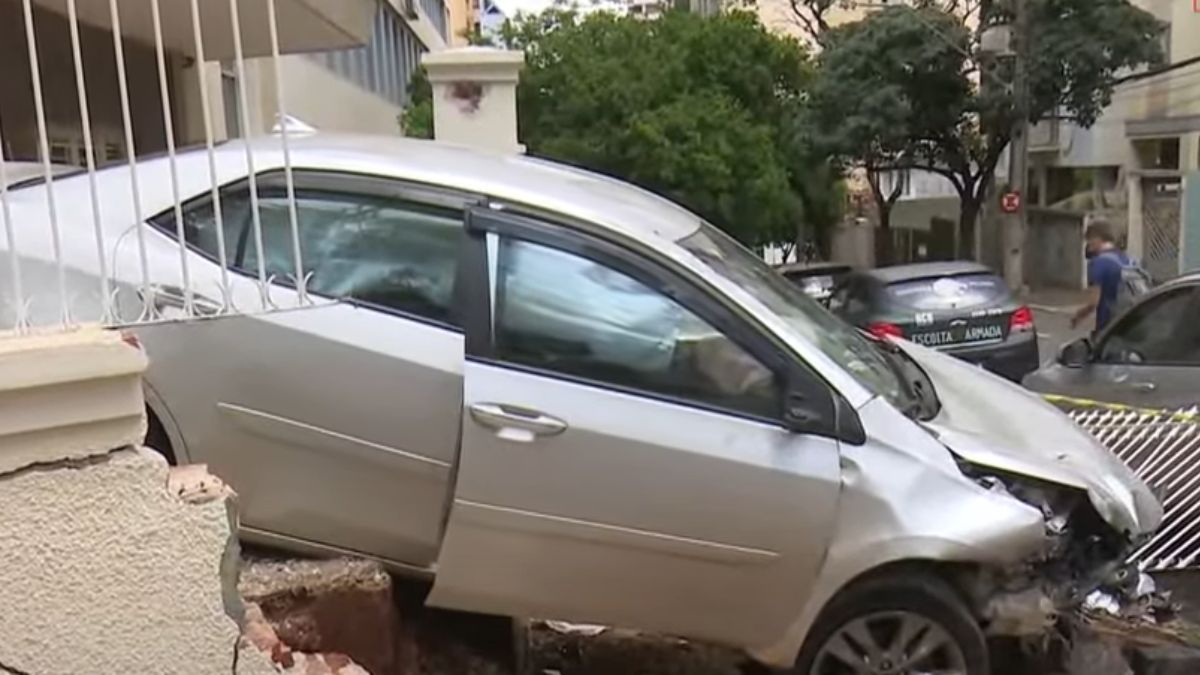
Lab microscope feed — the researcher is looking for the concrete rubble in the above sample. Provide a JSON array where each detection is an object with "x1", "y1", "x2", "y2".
[{"x1": 240, "y1": 557, "x2": 410, "y2": 675}]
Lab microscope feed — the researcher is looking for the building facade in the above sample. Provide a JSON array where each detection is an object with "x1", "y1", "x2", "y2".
[
  {"x1": 0, "y1": 0, "x2": 449, "y2": 166},
  {"x1": 841, "y1": 0, "x2": 1199, "y2": 281},
  {"x1": 1023, "y1": 0, "x2": 1200, "y2": 280}
]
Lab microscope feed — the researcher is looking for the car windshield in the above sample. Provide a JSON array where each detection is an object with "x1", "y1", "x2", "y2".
[{"x1": 678, "y1": 223, "x2": 915, "y2": 411}]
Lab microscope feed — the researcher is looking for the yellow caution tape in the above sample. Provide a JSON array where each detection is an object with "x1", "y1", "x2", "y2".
[{"x1": 1041, "y1": 393, "x2": 1200, "y2": 424}]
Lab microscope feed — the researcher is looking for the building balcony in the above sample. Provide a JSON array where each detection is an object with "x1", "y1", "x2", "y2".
[{"x1": 28, "y1": 0, "x2": 377, "y2": 59}]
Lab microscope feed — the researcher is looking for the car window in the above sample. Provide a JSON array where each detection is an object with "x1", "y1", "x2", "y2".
[
  {"x1": 494, "y1": 238, "x2": 782, "y2": 420},
  {"x1": 845, "y1": 281, "x2": 871, "y2": 315},
  {"x1": 785, "y1": 272, "x2": 838, "y2": 298},
  {"x1": 885, "y1": 273, "x2": 1010, "y2": 311},
  {"x1": 1100, "y1": 287, "x2": 1200, "y2": 365},
  {"x1": 829, "y1": 278, "x2": 868, "y2": 315},
  {"x1": 157, "y1": 173, "x2": 463, "y2": 326}
]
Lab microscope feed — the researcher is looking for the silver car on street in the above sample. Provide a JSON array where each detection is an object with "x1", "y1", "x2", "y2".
[
  {"x1": 1, "y1": 134, "x2": 1162, "y2": 674},
  {"x1": 1025, "y1": 272, "x2": 1200, "y2": 410}
]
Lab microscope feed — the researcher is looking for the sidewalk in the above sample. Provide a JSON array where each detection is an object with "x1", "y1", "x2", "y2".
[
  {"x1": 1022, "y1": 287, "x2": 1090, "y2": 357},
  {"x1": 1023, "y1": 287, "x2": 1089, "y2": 313}
]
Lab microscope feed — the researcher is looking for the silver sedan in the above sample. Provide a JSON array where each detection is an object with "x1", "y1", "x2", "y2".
[
  {"x1": 0, "y1": 134, "x2": 1162, "y2": 675},
  {"x1": 1025, "y1": 272, "x2": 1200, "y2": 410}
]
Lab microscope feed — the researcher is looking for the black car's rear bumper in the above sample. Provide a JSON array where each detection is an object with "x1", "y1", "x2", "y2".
[{"x1": 943, "y1": 334, "x2": 1040, "y2": 382}]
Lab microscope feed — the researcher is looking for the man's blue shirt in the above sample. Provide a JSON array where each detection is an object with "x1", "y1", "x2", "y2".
[{"x1": 1088, "y1": 249, "x2": 1130, "y2": 330}]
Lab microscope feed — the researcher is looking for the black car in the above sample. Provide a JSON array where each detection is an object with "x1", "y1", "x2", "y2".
[
  {"x1": 777, "y1": 262, "x2": 855, "y2": 305},
  {"x1": 829, "y1": 261, "x2": 1039, "y2": 381}
]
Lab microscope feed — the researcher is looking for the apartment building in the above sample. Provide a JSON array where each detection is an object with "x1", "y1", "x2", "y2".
[
  {"x1": 0, "y1": 0, "x2": 451, "y2": 166},
  {"x1": 842, "y1": 0, "x2": 1199, "y2": 282},
  {"x1": 1023, "y1": 0, "x2": 1199, "y2": 279}
]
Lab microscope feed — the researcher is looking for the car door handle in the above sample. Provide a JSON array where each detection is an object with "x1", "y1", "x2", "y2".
[
  {"x1": 140, "y1": 284, "x2": 222, "y2": 316},
  {"x1": 1132, "y1": 381, "x2": 1157, "y2": 393},
  {"x1": 469, "y1": 403, "x2": 568, "y2": 439}
]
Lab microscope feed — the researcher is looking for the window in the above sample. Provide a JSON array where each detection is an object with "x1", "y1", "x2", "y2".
[
  {"x1": 220, "y1": 64, "x2": 241, "y2": 139},
  {"x1": 306, "y1": 5, "x2": 428, "y2": 106},
  {"x1": 1100, "y1": 288, "x2": 1200, "y2": 365},
  {"x1": 157, "y1": 173, "x2": 463, "y2": 326},
  {"x1": 885, "y1": 274, "x2": 1012, "y2": 311},
  {"x1": 493, "y1": 238, "x2": 781, "y2": 419},
  {"x1": 829, "y1": 278, "x2": 869, "y2": 316}
]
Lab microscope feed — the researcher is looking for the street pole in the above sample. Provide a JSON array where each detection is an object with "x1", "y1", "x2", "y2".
[{"x1": 1002, "y1": 0, "x2": 1030, "y2": 290}]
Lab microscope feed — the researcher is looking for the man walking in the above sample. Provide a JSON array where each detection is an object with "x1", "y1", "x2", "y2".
[{"x1": 1070, "y1": 221, "x2": 1140, "y2": 333}]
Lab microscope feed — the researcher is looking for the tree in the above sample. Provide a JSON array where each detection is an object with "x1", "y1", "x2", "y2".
[
  {"x1": 404, "y1": 9, "x2": 843, "y2": 251},
  {"x1": 808, "y1": 0, "x2": 1163, "y2": 259},
  {"x1": 809, "y1": 7, "x2": 969, "y2": 262}
]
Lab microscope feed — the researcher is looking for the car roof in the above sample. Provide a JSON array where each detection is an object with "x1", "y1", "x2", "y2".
[
  {"x1": 777, "y1": 261, "x2": 854, "y2": 275},
  {"x1": 241, "y1": 134, "x2": 704, "y2": 243},
  {"x1": 3, "y1": 161, "x2": 79, "y2": 189},
  {"x1": 1163, "y1": 270, "x2": 1200, "y2": 287},
  {"x1": 7, "y1": 133, "x2": 706, "y2": 246},
  {"x1": 861, "y1": 261, "x2": 993, "y2": 285}
]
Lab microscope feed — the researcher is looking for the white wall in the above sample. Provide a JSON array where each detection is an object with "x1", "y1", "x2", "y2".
[{"x1": 253, "y1": 56, "x2": 404, "y2": 137}]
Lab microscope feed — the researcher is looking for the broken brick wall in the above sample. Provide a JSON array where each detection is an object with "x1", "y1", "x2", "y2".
[{"x1": 0, "y1": 328, "x2": 366, "y2": 675}]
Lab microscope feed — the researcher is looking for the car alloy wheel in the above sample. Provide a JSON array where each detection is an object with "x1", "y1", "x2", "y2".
[
  {"x1": 792, "y1": 572, "x2": 988, "y2": 675},
  {"x1": 810, "y1": 610, "x2": 967, "y2": 675}
]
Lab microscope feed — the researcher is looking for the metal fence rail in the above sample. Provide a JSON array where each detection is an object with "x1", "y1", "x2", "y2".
[
  {"x1": 1066, "y1": 404, "x2": 1200, "y2": 571},
  {"x1": 0, "y1": 0, "x2": 312, "y2": 332}
]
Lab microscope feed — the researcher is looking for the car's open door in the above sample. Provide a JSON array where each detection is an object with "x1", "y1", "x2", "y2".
[{"x1": 428, "y1": 207, "x2": 843, "y2": 648}]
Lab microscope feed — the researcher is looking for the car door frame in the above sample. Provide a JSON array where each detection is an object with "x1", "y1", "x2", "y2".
[
  {"x1": 430, "y1": 202, "x2": 859, "y2": 645},
  {"x1": 458, "y1": 205, "x2": 848, "y2": 431},
  {"x1": 134, "y1": 168, "x2": 482, "y2": 569},
  {"x1": 1082, "y1": 281, "x2": 1200, "y2": 408}
]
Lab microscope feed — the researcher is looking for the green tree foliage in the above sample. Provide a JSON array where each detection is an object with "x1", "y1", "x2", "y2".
[
  {"x1": 808, "y1": 0, "x2": 1163, "y2": 257},
  {"x1": 404, "y1": 9, "x2": 842, "y2": 250}
]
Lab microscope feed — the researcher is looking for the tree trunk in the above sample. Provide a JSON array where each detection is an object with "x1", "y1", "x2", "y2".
[
  {"x1": 958, "y1": 197, "x2": 982, "y2": 260},
  {"x1": 877, "y1": 205, "x2": 894, "y2": 266}
]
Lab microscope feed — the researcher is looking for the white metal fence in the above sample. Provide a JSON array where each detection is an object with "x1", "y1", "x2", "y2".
[
  {"x1": 1067, "y1": 405, "x2": 1200, "y2": 571},
  {"x1": 0, "y1": 0, "x2": 313, "y2": 333}
]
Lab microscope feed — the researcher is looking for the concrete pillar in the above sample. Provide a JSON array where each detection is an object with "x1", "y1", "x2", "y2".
[
  {"x1": 1034, "y1": 165, "x2": 1049, "y2": 206},
  {"x1": 174, "y1": 61, "x2": 231, "y2": 146},
  {"x1": 1181, "y1": 132, "x2": 1200, "y2": 173},
  {"x1": 1183, "y1": 171, "x2": 1200, "y2": 272},
  {"x1": 421, "y1": 47, "x2": 525, "y2": 154},
  {"x1": 1127, "y1": 170, "x2": 1145, "y2": 261}
]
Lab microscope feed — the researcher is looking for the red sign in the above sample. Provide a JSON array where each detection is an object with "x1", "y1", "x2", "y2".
[{"x1": 1000, "y1": 191, "x2": 1022, "y2": 214}]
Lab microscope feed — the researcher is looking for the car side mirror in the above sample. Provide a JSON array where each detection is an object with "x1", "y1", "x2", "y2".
[
  {"x1": 783, "y1": 390, "x2": 825, "y2": 434},
  {"x1": 783, "y1": 386, "x2": 865, "y2": 445},
  {"x1": 1057, "y1": 337, "x2": 1093, "y2": 368}
]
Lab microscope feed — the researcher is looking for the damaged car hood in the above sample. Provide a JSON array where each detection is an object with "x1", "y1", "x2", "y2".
[{"x1": 896, "y1": 341, "x2": 1163, "y2": 539}]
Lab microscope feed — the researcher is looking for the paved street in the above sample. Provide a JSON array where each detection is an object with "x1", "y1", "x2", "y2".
[{"x1": 1026, "y1": 288, "x2": 1091, "y2": 366}]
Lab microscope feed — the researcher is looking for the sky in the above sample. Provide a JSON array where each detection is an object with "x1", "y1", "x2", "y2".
[{"x1": 492, "y1": 0, "x2": 556, "y2": 15}]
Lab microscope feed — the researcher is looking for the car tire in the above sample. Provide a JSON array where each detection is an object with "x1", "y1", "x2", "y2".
[
  {"x1": 145, "y1": 409, "x2": 177, "y2": 466},
  {"x1": 792, "y1": 571, "x2": 989, "y2": 675}
]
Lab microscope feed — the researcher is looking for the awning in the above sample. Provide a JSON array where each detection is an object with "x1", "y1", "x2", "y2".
[{"x1": 29, "y1": 0, "x2": 376, "y2": 59}]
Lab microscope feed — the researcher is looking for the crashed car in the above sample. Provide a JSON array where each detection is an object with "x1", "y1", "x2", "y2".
[
  {"x1": 777, "y1": 261, "x2": 854, "y2": 305},
  {"x1": 0, "y1": 134, "x2": 1162, "y2": 675}
]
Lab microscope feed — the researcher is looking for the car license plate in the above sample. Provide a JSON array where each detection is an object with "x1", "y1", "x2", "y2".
[{"x1": 910, "y1": 320, "x2": 1005, "y2": 348}]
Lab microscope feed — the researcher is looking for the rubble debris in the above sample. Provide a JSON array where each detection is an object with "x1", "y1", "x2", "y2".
[
  {"x1": 240, "y1": 555, "x2": 409, "y2": 675},
  {"x1": 985, "y1": 587, "x2": 1058, "y2": 635},
  {"x1": 1085, "y1": 590, "x2": 1123, "y2": 617},
  {"x1": 240, "y1": 602, "x2": 371, "y2": 675},
  {"x1": 543, "y1": 621, "x2": 609, "y2": 637},
  {"x1": 1063, "y1": 627, "x2": 1132, "y2": 675},
  {"x1": 1130, "y1": 644, "x2": 1200, "y2": 675},
  {"x1": 168, "y1": 463, "x2": 234, "y2": 504},
  {"x1": 530, "y1": 626, "x2": 746, "y2": 675}
]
